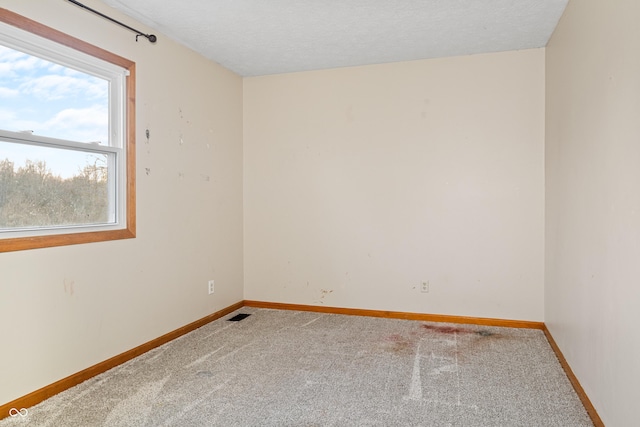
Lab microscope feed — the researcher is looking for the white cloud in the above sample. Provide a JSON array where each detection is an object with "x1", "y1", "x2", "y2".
[
  {"x1": 45, "y1": 105, "x2": 109, "y2": 143},
  {"x1": 0, "y1": 108, "x2": 17, "y2": 122},
  {"x1": 0, "y1": 45, "x2": 109, "y2": 142},
  {"x1": 19, "y1": 74, "x2": 108, "y2": 101},
  {"x1": 62, "y1": 67, "x2": 84, "y2": 77},
  {"x1": 48, "y1": 105, "x2": 108, "y2": 127},
  {"x1": 0, "y1": 48, "x2": 43, "y2": 76},
  {"x1": 0, "y1": 104, "x2": 108, "y2": 144},
  {"x1": 10, "y1": 55, "x2": 42, "y2": 72},
  {"x1": 47, "y1": 63, "x2": 64, "y2": 73},
  {"x1": 0, "y1": 109, "x2": 35, "y2": 133},
  {"x1": 1, "y1": 45, "x2": 107, "y2": 100},
  {"x1": 0, "y1": 87, "x2": 19, "y2": 97},
  {"x1": 0, "y1": 112, "x2": 40, "y2": 134}
]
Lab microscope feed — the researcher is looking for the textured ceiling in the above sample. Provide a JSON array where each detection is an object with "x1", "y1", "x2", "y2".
[{"x1": 98, "y1": 0, "x2": 568, "y2": 77}]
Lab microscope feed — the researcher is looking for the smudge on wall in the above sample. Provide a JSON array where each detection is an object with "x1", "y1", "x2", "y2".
[{"x1": 63, "y1": 279, "x2": 75, "y2": 296}]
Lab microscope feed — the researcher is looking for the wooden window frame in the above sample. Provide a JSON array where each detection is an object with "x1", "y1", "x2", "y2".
[{"x1": 0, "y1": 8, "x2": 135, "y2": 252}]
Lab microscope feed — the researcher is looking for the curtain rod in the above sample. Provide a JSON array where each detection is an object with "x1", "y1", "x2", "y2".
[{"x1": 65, "y1": 0, "x2": 157, "y2": 43}]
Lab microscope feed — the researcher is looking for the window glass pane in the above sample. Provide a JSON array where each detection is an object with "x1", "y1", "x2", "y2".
[
  {"x1": 0, "y1": 44, "x2": 109, "y2": 144},
  {"x1": 0, "y1": 140, "x2": 113, "y2": 230}
]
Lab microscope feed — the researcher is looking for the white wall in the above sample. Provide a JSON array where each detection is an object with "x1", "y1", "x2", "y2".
[
  {"x1": 545, "y1": 0, "x2": 640, "y2": 425},
  {"x1": 13, "y1": 2, "x2": 636, "y2": 421},
  {"x1": 244, "y1": 50, "x2": 545, "y2": 321},
  {"x1": 0, "y1": 0, "x2": 243, "y2": 405}
]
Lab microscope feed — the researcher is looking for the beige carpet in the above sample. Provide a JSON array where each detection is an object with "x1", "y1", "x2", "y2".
[{"x1": 1, "y1": 308, "x2": 593, "y2": 426}]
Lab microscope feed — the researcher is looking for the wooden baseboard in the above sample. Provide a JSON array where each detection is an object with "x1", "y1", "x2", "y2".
[
  {"x1": 542, "y1": 326, "x2": 604, "y2": 427},
  {"x1": 2, "y1": 299, "x2": 603, "y2": 427},
  {"x1": 243, "y1": 300, "x2": 545, "y2": 330},
  {"x1": 0, "y1": 301, "x2": 243, "y2": 421}
]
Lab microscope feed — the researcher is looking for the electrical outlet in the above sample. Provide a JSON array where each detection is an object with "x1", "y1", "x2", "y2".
[
  {"x1": 421, "y1": 281, "x2": 429, "y2": 293},
  {"x1": 208, "y1": 280, "x2": 215, "y2": 294}
]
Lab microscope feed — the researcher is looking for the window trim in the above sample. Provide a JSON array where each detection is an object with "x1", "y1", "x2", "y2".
[{"x1": 0, "y1": 8, "x2": 136, "y2": 252}]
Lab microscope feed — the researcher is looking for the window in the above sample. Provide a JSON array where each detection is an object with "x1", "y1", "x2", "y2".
[{"x1": 0, "y1": 9, "x2": 135, "y2": 252}]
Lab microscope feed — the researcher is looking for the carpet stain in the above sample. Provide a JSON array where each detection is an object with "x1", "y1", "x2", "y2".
[
  {"x1": 384, "y1": 334, "x2": 416, "y2": 354},
  {"x1": 421, "y1": 324, "x2": 496, "y2": 338}
]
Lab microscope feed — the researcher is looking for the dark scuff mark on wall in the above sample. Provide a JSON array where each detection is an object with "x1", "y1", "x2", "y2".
[
  {"x1": 320, "y1": 289, "x2": 333, "y2": 299},
  {"x1": 314, "y1": 289, "x2": 334, "y2": 305},
  {"x1": 145, "y1": 128, "x2": 151, "y2": 155},
  {"x1": 63, "y1": 279, "x2": 75, "y2": 296}
]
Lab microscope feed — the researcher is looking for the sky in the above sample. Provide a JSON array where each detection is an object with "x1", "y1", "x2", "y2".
[{"x1": 0, "y1": 43, "x2": 109, "y2": 178}]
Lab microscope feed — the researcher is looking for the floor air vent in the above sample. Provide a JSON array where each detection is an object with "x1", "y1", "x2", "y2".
[{"x1": 227, "y1": 313, "x2": 251, "y2": 322}]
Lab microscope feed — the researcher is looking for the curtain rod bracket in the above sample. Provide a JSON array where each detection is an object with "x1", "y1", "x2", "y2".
[
  {"x1": 136, "y1": 34, "x2": 157, "y2": 43},
  {"x1": 65, "y1": 0, "x2": 157, "y2": 44}
]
